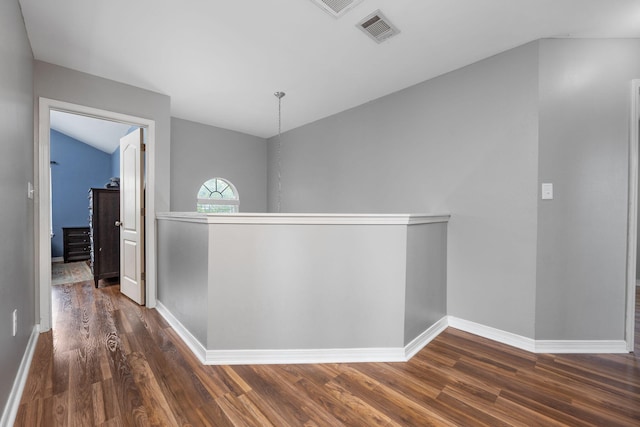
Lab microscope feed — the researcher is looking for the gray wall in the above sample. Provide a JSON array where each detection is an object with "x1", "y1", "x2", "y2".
[
  {"x1": 404, "y1": 223, "x2": 447, "y2": 345},
  {"x1": 157, "y1": 215, "x2": 448, "y2": 354},
  {"x1": 268, "y1": 42, "x2": 540, "y2": 338},
  {"x1": 33, "y1": 61, "x2": 171, "y2": 212},
  {"x1": 157, "y1": 220, "x2": 208, "y2": 344},
  {"x1": 536, "y1": 39, "x2": 640, "y2": 340},
  {"x1": 0, "y1": 0, "x2": 35, "y2": 418},
  {"x1": 171, "y1": 117, "x2": 267, "y2": 212},
  {"x1": 207, "y1": 223, "x2": 407, "y2": 349}
]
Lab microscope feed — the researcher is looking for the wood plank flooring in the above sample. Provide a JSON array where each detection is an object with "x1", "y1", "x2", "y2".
[{"x1": 15, "y1": 281, "x2": 640, "y2": 426}]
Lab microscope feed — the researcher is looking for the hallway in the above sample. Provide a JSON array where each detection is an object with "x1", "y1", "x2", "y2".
[{"x1": 14, "y1": 281, "x2": 640, "y2": 426}]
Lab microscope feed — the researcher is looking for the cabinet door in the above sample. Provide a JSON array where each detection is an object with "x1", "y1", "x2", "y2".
[{"x1": 96, "y1": 191, "x2": 120, "y2": 275}]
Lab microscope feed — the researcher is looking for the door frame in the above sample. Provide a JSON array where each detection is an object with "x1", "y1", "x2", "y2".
[
  {"x1": 36, "y1": 97, "x2": 157, "y2": 331},
  {"x1": 626, "y1": 80, "x2": 640, "y2": 352}
]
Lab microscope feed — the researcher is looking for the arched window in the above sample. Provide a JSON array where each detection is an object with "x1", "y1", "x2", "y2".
[{"x1": 196, "y1": 177, "x2": 239, "y2": 213}]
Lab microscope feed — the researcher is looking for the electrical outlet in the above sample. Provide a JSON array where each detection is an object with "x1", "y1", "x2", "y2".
[{"x1": 12, "y1": 309, "x2": 17, "y2": 336}]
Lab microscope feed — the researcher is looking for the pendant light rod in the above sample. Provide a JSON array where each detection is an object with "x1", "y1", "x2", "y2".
[{"x1": 275, "y1": 91, "x2": 285, "y2": 213}]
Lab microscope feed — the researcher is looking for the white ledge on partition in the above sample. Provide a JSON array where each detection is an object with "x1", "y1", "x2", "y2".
[{"x1": 155, "y1": 212, "x2": 450, "y2": 225}]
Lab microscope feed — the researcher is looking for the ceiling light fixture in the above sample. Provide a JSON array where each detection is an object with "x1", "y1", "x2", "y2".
[{"x1": 275, "y1": 91, "x2": 286, "y2": 213}]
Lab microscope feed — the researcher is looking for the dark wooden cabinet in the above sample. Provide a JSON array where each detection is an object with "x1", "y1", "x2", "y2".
[
  {"x1": 89, "y1": 188, "x2": 120, "y2": 287},
  {"x1": 62, "y1": 227, "x2": 90, "y2": 263}
]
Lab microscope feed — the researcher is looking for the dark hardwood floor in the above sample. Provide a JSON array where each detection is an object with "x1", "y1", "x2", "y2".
[{"x1": 15, "y1": 281, "x2": 640, "y2": 426}]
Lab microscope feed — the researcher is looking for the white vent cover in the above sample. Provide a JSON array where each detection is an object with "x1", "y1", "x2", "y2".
[
  {"x1": 357, "y1": 10, "x2": 400, "y2": 43},
  {"x1": 309, "y1": 0, "x2": 364, "y2": 18}
]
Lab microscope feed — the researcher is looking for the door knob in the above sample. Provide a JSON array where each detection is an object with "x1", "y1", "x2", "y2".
[{"x1": 115, "y1": 221, "x2": 122, "y2": 227}]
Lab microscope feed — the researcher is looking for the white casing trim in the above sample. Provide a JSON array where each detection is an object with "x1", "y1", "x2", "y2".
[
  {"x1": 625, "y1": 80, "x2": 640, "y2": 352},
  {"x1": 37, "y1": 97, "x2": 158, "y2": 332},
  {"x1": 0, "y1": 325, "x2": 40, "y2": 427}
]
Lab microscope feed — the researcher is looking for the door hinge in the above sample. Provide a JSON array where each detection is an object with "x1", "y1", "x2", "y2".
[
  {"x1": 141, "y1": 207, "x2": 146, "y2": 217},
  {"x1": 141, "y1": 143, "x2": 146, "y2": 152},
  {"x1": 141, "y1": 272, "x2": 145, "y2": 282}
]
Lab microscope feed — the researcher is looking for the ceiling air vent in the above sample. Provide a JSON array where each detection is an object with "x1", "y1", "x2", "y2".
[
  {"x1": 357, "y1": 10, "x2": 400, "y2": 43},
  {"x1": 309, "y1": 0, "x2": 364, "y2": 18}
]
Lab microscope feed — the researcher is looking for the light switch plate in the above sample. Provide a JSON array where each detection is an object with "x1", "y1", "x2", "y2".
[{"x1": 542, "y1": 183, "x2": 553, "y2": 200}]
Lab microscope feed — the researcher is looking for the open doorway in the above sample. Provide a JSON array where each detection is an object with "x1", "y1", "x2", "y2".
[
  {"x1": 49, "y1": 111, "x2": 133, "y2": 289},
  {"x1": 36, "y1": 98, "x2": 157, "y2": 332}
]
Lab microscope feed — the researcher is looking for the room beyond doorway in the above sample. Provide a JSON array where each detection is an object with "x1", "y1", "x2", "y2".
[
  {"x1": 36, "y1": 98, "x2": 158, "y2": 332},
  {"x1": 49, "y1": 110, "x2": 131, "y2": 270}
]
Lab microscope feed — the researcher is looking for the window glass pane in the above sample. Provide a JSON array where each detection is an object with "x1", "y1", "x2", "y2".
[
  {"x1": 197, "y1": 203, "x2": 237, "y2": 213},
  {"x1": 198, "y1": 178, "x2": 237, "y2": 201},
  {"x1": 197, "y1": 178, "x2": 238, "y2": 212},
  {"x1": 221, "y1": 185, "x2": 234, "y2": 198},
  {"x1": 197, "y1": 186, "x2": 212, "y2": 198},
  {"x1": 216, "y1": 205, "x2": 236, "y2": 213}
]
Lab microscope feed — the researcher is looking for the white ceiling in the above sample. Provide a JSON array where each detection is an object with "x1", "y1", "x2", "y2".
[
  {"x1": 50, "y1": 110, "x2": 132, "y2": 153},
  {"x1": 19, "y1": 0, "x2": 640, "y2": 138}
]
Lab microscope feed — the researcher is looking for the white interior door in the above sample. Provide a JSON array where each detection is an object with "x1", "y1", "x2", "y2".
[{"x1": 120, "y1": 128, "x2": 145, "y2": 305}]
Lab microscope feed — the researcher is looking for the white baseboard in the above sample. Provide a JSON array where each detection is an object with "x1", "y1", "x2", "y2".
[
  {"x1": 205, "y1": 317, "x2": 450, "y2": 365},
  {"x1": 51, "y1": 257, "x2": 63, "y2": 263},
  {"x1": 448, "y1": 316, "x2": 536, "y2": 352},
  {"x1": 156, "y1": 301, "x2": 450, "y2": 365},
  {"x1": 535, "y1": 340, "x2": 628, "y2": 354},
  {"x1": 448, "y1": 316, "x2": 629, "y2": 354},
  {"x1": 404, "y1": 316, "x2": 448, "y2": 360},
  {"x1": 204, "y1": 347, "x2": 406, "y2": 365},
  {"x1": 0, "y1": 324, "x2": 40, "y2": 427},
  {"x1": 156, "y1": 302, "x2": 630, "y2": 366},
  {"x1": 154, "y1": 302, "x2": 207, "y2": 364}
]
